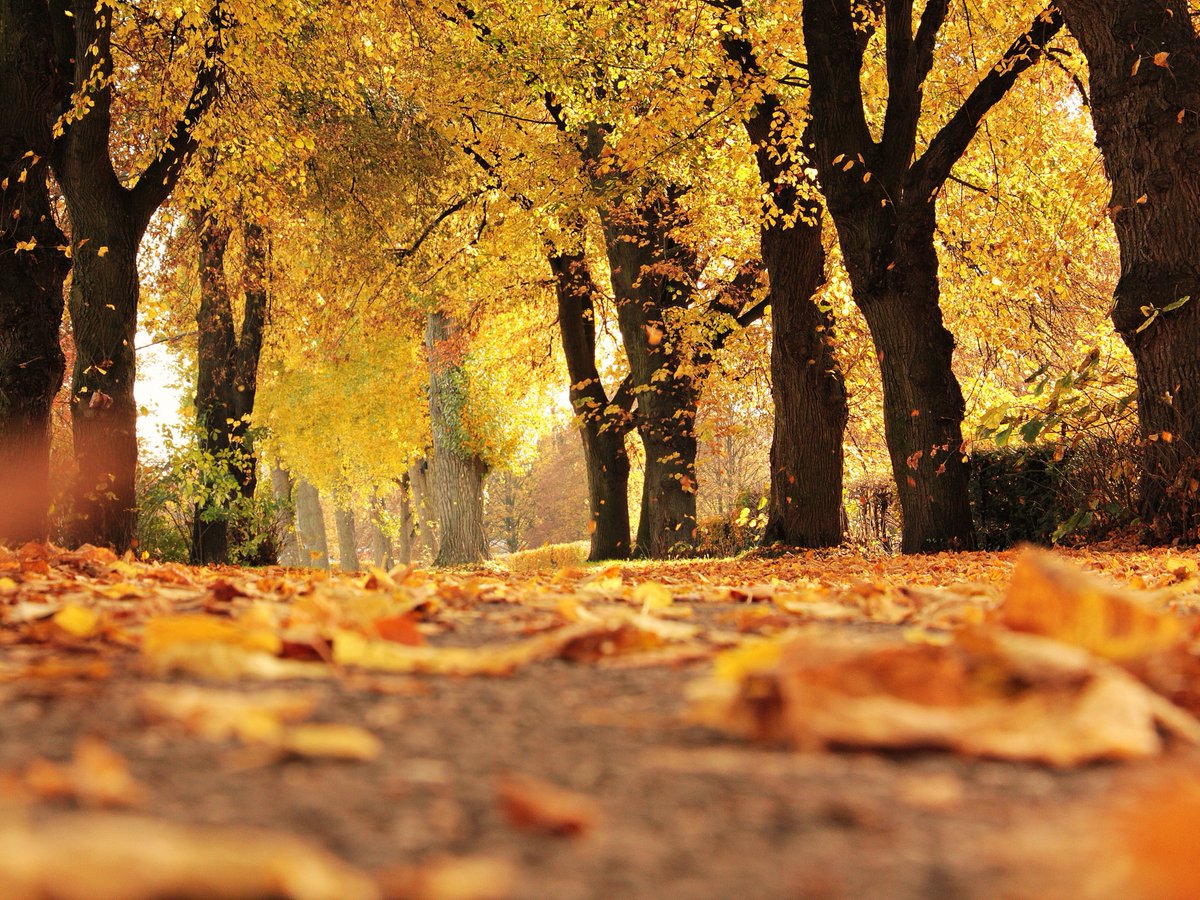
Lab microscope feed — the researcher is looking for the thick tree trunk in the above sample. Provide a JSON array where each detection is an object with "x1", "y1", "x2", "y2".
[
  {"x1": 426, "y1": 311, "x2": 489, "y2": 566},
  {"x1": 293, "y1": 478, "x2": 329, "y2": 569},
  {"x1": 597, "y1": 185, "x2": 701, "y2": 558},
  {"x1": 270, "y1": 464, "x2": 300, "y2": 566},
  {"x1": 335, "y1": 506, "x2": 358, "y2": 571},
  {"x1": 48, "y1": 0, "x2": 222, "y2": 550},
  {"x1": 64, "y1": 209, "x2": 141, "y2": 550},
  {"x1": 190, "y1": 212, "x2": 268, "y2": 564},
  {"x1": 549, "y1": 249, "x2": 633, "y2": 561},
  {"x1": 1058, "y1": 0, "x2": 1200, "y2": 541},
  {"x1": 724, "y1": 34, "x2": 849, "y2": 548},
  {"x1": 801, "y1": 1, "x2": 1060, "y2": 551},
  {"x1": 0, "y1": 1, "x2": 69, "y2": 544}
]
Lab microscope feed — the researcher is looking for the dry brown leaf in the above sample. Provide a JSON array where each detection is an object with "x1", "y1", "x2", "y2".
[
  {"x1": 0, "y1": 812, "x2": 380, "y2": 900},
  {"x1": 692, "y1": 627, "x2": 1200, "y2": 766},
  {"x1": 137, "y1": 684, "x2": 319, "y2": 742},
  {"x1": 375, "y1": 855, "x2": 517, "y2": 900},
  {"x1": 999, "y1": 548, "x2": 1183, "y2": 660},
  {"x1": 22, "y1": 737, "x2": 142, "y2": 808},
  {"x1": 496, "y1": 772, "x2": 601, "y2": 837}
]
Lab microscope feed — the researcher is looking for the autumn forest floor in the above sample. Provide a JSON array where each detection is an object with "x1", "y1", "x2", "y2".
[{"x1": 4, "y1": 543, "x2": 1200, "y2": 899}]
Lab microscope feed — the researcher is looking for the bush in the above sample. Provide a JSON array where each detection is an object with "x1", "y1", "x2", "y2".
[
  {"x1": 503, "y1": 541, "x2": 590, "y2": 573},
  {"x1": 696, "y1": 491, "x2": 768, "y2": 557}
]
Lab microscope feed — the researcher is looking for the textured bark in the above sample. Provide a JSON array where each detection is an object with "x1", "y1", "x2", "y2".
[
  {"x1": 801, "y1": 1, "x2": 1061, "y2": 551},
  {"x1": 426, "y1": 312, "x2": 489, "y2": 566},
  {"x1": 408, "y1": 458, "x2": 435, "y2": 564},
  {"x1": 594, "y1": 167, "x2": 701, "y2": 558},
  {"x1": 724, "y1": 30, "x2": 848, "y2": 548},
  {"x1": 48, "y1": 0, "x2": 222, "y2": 549},
  {"x1": 190, "y1": 212, "x2": 268, "y2": 564},
  {"x1": 549, "y1": 248, "x2": 633, "y2": 561},
  {"x1": 269, "y1": 465, "x2": 300, "y2": 566},
  {"x1": 1057, "y1": 0, "x2": 1200, "y2": 541},
  {"x1": 335, "y1": 506, "x2": 358, "y2": 571},
  {"x1": 293, "y1": 478, "x2": 329, "y2": 569},
  {"x1": 0, "y1": 1, "x2": 69, "y2": 544}
]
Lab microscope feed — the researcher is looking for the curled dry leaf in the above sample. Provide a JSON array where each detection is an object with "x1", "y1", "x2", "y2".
[
  {"x1": 692, "y1": 627, "x2": 1200, "y2": 766},
  {"x1": 0, "y1": 812, "x2": 380, "y2": 900},
  {"x1": 496, "y1": 772, "x2": 601, "y2": 837},
  {"x1": 999, "y1": 548, "x2": 1184, "y2": 661}
]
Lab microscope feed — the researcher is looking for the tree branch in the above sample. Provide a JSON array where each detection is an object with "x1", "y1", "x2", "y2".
[
  {"x1": 131, "y1": 0, "x2": 228, "y2": 226},
  {"x1": 911, "y1": 4, "x2": 1063, "y2": 200}
]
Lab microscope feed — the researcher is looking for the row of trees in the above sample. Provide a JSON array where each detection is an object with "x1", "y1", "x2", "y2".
[{"x1": 2, "y1": 0, "x2": 1198, "y2": 563}]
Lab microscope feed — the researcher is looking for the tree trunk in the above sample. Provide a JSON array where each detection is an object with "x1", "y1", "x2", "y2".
[
  {"x1": 723, "y1": 33, "x2": 849, "y2": 547},
  {"x1": 293, "y1": 478, "x2": 329, "y2": 569},
  {"x1": 597, "y1": 182, "x2": 701, "y2": 558},
  {"x1": 426, "y1": 311, "x2": 489, "y2": 566},
  {"x1": 548, "y1": 248, "x2": 633, "y2": 561},
  {"x1": 190, "y1": 211, "x2": 269, "y2": 564},
  {"x1": 801, "y1": 1, "x2": 1061, "y2": 551},
  {"x1": 1057, "y1": 0, "x2": 1200, "y2": 541},
  {"x1": 49, "y1": 0, "x2": 222, "y2": 550},
  {"x1": 409, "y1": 458, "x2": 435, "y2": 564},
  {"x1": 270, "y1": 464, "x2": 300, "y2": 566},
  {"x1": 335, "y1": 506, "x2": 358, "y2": 571},
  {"x1": 0, "y1": 1, "x2": 69, "y2": 544}
]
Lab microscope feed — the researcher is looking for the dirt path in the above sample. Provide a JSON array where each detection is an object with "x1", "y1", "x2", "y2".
[{"x1": 3, "y1": 545, "x2": 1200, "y2": 898}]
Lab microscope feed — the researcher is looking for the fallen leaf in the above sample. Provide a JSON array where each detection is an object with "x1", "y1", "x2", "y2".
[
  {"x1": 0, "y1": 812, "x2": 380, "y2": 900},
  {"x1": 999, "y1": 548, "x2": 1183, "y2": 661},
  {"x1": 496, "y1": 772, "x2": 601, "y2": 837}
]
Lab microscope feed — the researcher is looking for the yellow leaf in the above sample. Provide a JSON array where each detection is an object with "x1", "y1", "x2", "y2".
[
  {"x1": 998, "y1": 549, "x2": 1183, "y2": 661},
  {"x1": 278, "y1": 723, "x2": 382, "y2": 761},
  {"x1": 142, "y1": 615, "x2": 281, "y2": 657},
  {"x1": 53, "y1": 604, "x2": 100, "y2": 638},
  {"x1": 1154, "y1": 51, "x2": 1170, "y2": 67},
  {"x1": 632, "y1": 581, "x2": 673, "y2": 612}
]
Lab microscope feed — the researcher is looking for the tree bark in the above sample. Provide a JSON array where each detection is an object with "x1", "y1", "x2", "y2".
[
  {"x1": 335, "y1": 506, "x2": 358, "y2": 571},
  {"x1": 408, "y1": 458, "x2": 435, "y2": 564},
  {"x1": 549, "y1": 247, "x2": 633, "y2": 561},
  {"x1": 190, "y1": 211, "x2": 268, "y2": 564},
  {"x1": 269, "y1": 464, "x2": 300, "y2": 566},
  {"x1": 293, "y1": 478, "x2": 329, "y2": 569},
  {"x1": 48, "y1": 0, "x2": 223, "y2": 550},
  {"x1": 801, "y1": 1, "x2": 1062, "y2": 551},
  {"x1": 0, "y1": 0, "x2": 69, "y2": 544},
  {"x1": 426, "y1": 311, "x2": 489, "y2": 566},
  {"x1": 724, "y1": 29, "x2": 849, "y2": 548},
  {"x1": 595, "y1": 174, "x2": 702, "y2": 558},
  {"x1": 1057, "y1": 0, "x2": 1200, "y2": 541}
]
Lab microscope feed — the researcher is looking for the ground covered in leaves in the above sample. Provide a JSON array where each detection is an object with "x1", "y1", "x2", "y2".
[{"x1": 5, "y1": 544, "x2": 1200, "y2": 899}]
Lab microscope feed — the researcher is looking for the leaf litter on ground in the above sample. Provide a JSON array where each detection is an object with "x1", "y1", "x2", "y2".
[{"x1": 7, "y1": 541, "x2": 1200, "y2": 894}]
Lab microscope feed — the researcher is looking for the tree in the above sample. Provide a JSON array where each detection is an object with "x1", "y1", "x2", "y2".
[
  {"x1": 0, "y1": 0, "x2": 70, "y2": 544},
  {"x1": 722, "y1": 17, "x2": 848, "y2": 547},
  {"x1": 191, "y1": 208, "x2": 268, "y2": 564},
  {"x1": 49, "y1": 0, "x2": 224, "y2": 549},
  {"x1": 426, "y1": 309, "x2": 489, "y2": 566},
  {"x1": 549, "y1": 243, "x2": 634, "y2": 560},
  {"x1": 800, "y1": 1, "x2": 1062, "y2": 552},
  {"x1": 1055, "y1": 0, "x2": 1200, "y2": 542}
]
